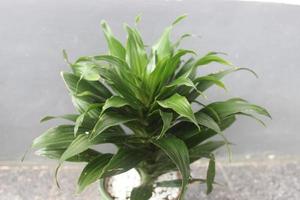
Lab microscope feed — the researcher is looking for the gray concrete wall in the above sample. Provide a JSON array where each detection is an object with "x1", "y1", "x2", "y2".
[{"x1": 0, "y1": 0, "x2": 299, "y2": 160}]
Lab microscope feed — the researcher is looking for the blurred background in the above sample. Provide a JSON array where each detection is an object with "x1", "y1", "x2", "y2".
[{"x1": 0, "y1": 0, "x2": 300, "y2": 199}]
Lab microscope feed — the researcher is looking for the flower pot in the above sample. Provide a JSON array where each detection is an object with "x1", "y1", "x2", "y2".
[{"x1": 99, "y1": 169, "x2": 180, "y2": 200}]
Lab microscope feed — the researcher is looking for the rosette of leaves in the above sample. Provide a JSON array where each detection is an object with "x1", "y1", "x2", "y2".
[{"x1": 32, "y1": 15, "x2": 270, "y2": 200}]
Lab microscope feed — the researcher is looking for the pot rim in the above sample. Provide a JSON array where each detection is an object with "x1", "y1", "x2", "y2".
[{"x1": 99, "y1": 179, "x2": 114, "y2": 200}]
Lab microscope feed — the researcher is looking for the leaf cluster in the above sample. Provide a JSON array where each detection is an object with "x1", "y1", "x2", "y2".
[{"x1": 32, "y1": 15, "x2": 270, "y2": 199}]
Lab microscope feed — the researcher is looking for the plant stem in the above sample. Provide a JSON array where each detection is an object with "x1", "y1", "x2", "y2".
[{"x1": 137, "y1": 167, "x2": 153, "y2": 185}]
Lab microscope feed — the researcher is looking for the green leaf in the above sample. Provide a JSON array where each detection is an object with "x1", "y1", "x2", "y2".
[
  {"x1": 148, "y1": 49, "x2": 194, "y2": 96},
  {"x1": 77, "y1": 154, "x2": 113, "y2": 192},
  {"x1": 32, "y1": 125, "x2": 84, "y2": 149},
  {"x1": 206, "y1": 154, "x2": 216, "y2": 194},
  {"x1": 219, "y1": 115, "x2": 237, "y2": 130},
  {"x1": 100, "y1": 147, "x2": 146, "y2": 178},
  {"x1": 158, "y1": 110, "x2": 173, "y2": 139},
  {"x1": 172, "y1": 14, "x2": 187, "y2": 26},
  {"x1": 135, "y1": 13, "x2": 142, "y2": 24},
  {"x1": 36, "y1": 148, "x2": 66, "y2": 160},
  {"x1": 71, "y1": 59, "x2": 100, "y2": 81},
  {"x1": 155, "y1": 178, "x2": 206, "y2": 188},
  {"x1": 207, "y1": 98, "x2": 271, "y2": 119},
  {"x1": 152, "y1": 15, "x2": 186, "y2": 62},
  {"x1": 61, "y1": 72, "x2": 111, "y2": 101},
  {"x1": 152, "y1": 26, "x2": 172, "y2": 61},
  {"x1": 165, "y1": 75, "x2": 200, "y2": 96},
  {"x1": 40, "y1": 114, "x2": 78, "y2": 123},
  {"x1": 176, "y1": 57, "x2": 195, "y2": 79},
  {"x1": 94, "y1": 134, "x2": 146, "y2": 147},
  {"x1": 62, "y1": 49, "x2": 72, "y2": 65},
  {"x1": 174, "y1": 116, "x2": 236, "y2": 148},
  {"x1": 36, "y1": 147, "x2": 101, "y2": 162},
  {"x1": 238, "y1": 113, "x2": 266, "y2": 127},
  {"x1": 157, "y1": 93, "x2": 199, "y2": 130},
  {"x1": 165, "y1": 49, "x2": 195, "y2": 78},
  {"x1": 90, "y1": 112, "x2": 136, "y2": 139},
  {"x1": 194, "y1": 76, "x2": 227, "y2": 91},
  {"x1": 195, "y1": 103, "x2": 221, "y2": 123},
  {"x1": 150, "y1": 138, "x2": 223, "y2": 178},
  {"x1": 59, "y1": 128, "x2": 124, "y2": 163},
  {"x1": 75, "y1": 91, "x2": 103, "y2": 99},
  {"x1": 74, "y1": 113, "x2": 85, "y2": 136},
  {"x1": 156, "y1": 179, "x2": 182, "y2": 188},
  {"x1": 166, "y1": 76, "x2": 196, "y2": 89},
  {"x1": 93, "y1": 55, "x2": 130, "y2": 70},
  {"x1": 101, "y1": 20, "x2": 126, "y2": 60},
  {"x1": 101, "y1": 96, "x2": 131, "y2": 115},
  {"x1": 195, "y1": 112, "x2": 221, "y2": 133},
  {"x1": 125, "y1": 25, "x2": 148, "y2": 76},
  {"x1": 131, "y1": 184, "x2": 153, "y2": 200},
  {"x1": 194, "y1": 52, "x2": 232, "y2": 68},
  {"x1": 189, "y1": 67, "x2": 258, "y2": 101},
  {"x1": 60, "y1": 134, "x2": 92, "y2": 162},
  {"x1": 169, "y1": 122, "x2": 200, "y2": 145},
  {"x1": 74, "y1": 103, "x2": 102, "y2": 136},
  {"x1": 189, "y1": 141, "x2": 225, "y2": 161},
  {"x1": 195, "y1": 110, "x2": 231, "y2": 159},
  {"x1": 92, "y1": 55, "x2": 145, "y2": 106},
  {"x1": 173, "y1": 33, "x2": 191, "y2": 49},
  {"x1": 71, "y1": 96, "x2": 100, "y2": 118},
  {"x1": 152, "y1": 137, "x2": 190, "y2": 200},
  {"x1": 161, "y1": 75, "x2": 204, "y2": 99}
]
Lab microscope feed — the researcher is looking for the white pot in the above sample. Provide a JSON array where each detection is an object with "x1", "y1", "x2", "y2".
[{"x1": 99, "y1": 169, "x2": 181, "y2": 200}]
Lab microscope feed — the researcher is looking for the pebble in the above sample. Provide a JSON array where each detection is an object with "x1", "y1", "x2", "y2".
[{"x1": 106, "y1": 170, "x2": 180, "y2": 200}]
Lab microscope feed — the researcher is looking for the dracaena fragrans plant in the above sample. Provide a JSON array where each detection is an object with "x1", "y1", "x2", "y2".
[{"x1": 32, "y1": 15, "x2": 270, "y2": 200}]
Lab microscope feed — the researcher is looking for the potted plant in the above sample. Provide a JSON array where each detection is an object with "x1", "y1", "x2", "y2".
[{"x1": 32, "y1": 15, "x2": 270, "y2": 199}]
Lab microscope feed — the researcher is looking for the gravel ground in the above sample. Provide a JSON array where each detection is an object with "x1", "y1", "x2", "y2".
[{"x1": 0, "y1": 157, "x2": 299, "y2": 200}]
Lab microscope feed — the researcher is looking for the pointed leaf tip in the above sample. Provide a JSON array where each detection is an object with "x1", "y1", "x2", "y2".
[
  {"x1": 135, "y1": 13, "x2": 142, "y2": 24},
  {"x1": 101, "y1": 20, "x2": 126, "y2": 60},
  {"x1": 100, "y1": 20, "x2": 109, "y2": 30},
  {"x1": 172, "y1": 14, "x2": 188, "y2": 26},
  {"x1": 100, "y1": 19, "x2": 106, "y2": 26},
  {"x1": 238, "y1": 67, "x2": 259, "y2": 78},
  {"x1": 158, "y1": 110, "x2": 173, "y2": 139},
  {"x1": 62, "y1": 49, "x2": 71, "y2": 65}
]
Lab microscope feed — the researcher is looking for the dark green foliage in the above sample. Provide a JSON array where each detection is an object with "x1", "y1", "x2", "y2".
[{"x1": 32, "y1": 15, "x2": 270, "y2": 199}]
